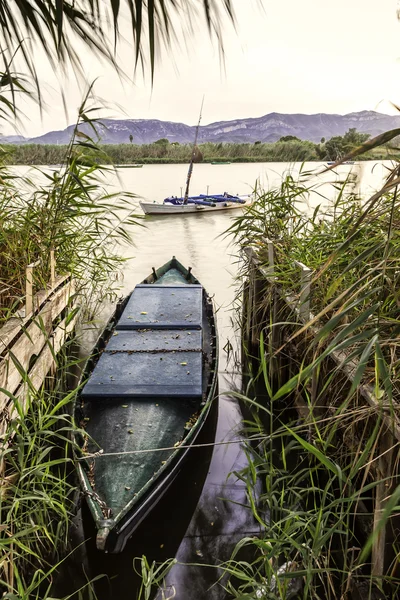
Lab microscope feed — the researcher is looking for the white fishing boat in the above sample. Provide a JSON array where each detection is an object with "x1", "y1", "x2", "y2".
[
  {"x1": 140, "y1": 194, "x2": 253, "y2": 215},
  {"x1": 140, "y1": 99, "x2": 253, "y2": 216}
]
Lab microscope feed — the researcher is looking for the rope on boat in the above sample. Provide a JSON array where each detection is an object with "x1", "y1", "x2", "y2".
[
  {"x1": 76, "y1": 434, "x2": 270, "y2": 460},
  {"x1": 107, "y1": 348, "x2": 202, "y2": 355}
]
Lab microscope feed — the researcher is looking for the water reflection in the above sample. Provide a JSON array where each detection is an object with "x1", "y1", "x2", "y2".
[
  {"x1": 153, "y1": 390, "x2": 263, "y2": 600},
  {"x1": 181, "y1": 215, "x2": 200, "y2": 265}
]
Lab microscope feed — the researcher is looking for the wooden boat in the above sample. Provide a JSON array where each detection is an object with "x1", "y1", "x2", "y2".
[
  {"x1": 140, "y1": 194, "x2": 253, "y2": 215},
  {"x1": 74, "y1": 257, "x2": 218, "y2": 553},
  {"x1": 140, "y1": 100, "x2": 249, "y2": 216}
]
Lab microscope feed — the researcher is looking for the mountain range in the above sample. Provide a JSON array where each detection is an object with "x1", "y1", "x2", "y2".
[{"x1": 3, "y1": 110, "x2": 400, "y2": 145}]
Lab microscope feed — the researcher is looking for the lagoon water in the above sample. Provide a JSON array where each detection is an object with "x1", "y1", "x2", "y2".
[
  {"x1": 106, "y1": 160, "x2": 390, "y2": 343},
  {"x1": 47, "y1": 160, "x2": 389, "y2": 599}
]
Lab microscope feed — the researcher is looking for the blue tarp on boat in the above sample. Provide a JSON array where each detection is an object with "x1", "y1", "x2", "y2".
[
  {"x1": 164, "y1": 192, "x2": 246, "y2": 206},
  {"x1": 81, "y1": 285, "x2": 204, "y2": 399},
  {"x1": 81, "y1": 346, "x2": 203, "y2": 399}
]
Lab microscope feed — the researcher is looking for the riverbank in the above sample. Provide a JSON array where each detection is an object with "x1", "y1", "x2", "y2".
[
  {"x1": 2, "y1": 143, "x2": 400, "y2": 598},
  {"x1": 1, "y1": 139, "x2": 398, "y2": 165}
]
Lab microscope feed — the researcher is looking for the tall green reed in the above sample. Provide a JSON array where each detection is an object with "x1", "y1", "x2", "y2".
[
  {"x1": 0, "y1": 85, "x2": 142, "y2": 322},
  {"x1": 0, "y1": 342, "x2": 82, "y2": 597},
  {"x1": 133, "y1": 556, "x2": 177, "y2": 600},
  {"x1": 0, "y1": 89, "x2": 141, "y2": 598},
  {"x1": 223, "y1": 162, "x2": 400, "y2": 598}
]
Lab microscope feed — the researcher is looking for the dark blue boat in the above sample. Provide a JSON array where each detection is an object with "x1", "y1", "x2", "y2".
[
  {"x1": 164, "y1": 192, "x2": 247, "y2": 207},
  {"x1": 74, "y1": 257, "x2": 218, "y2": 553}
]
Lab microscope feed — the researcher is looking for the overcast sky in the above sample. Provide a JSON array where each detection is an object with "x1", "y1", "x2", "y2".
[{"x1": 10, "y1": 0, "x2": 400, "y2": 137}]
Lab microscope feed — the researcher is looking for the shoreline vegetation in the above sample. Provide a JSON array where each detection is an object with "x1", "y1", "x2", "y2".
[
  {"x1": 221, "y1": 115, "x2": 400, "y2": 597},
  {"x1": 223, "y1": 160, "x2": 400, "y2": 598},
  {"x1": 0, "y1": 101, "x2": 141, "y2": 598},
  {"x1": 2, "y1": 128, "x2": 400, "y2": 165}
]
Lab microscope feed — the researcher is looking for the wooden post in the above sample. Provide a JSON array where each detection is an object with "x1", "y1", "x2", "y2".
[
  {"x1": 266, "y1": 240, "x2": 280, "y2": 389},
  {"x1": 265, "y1": 238, "x2": 275, "y2": 281},
  {"x1": 25, "y1": 260, "x2": 40, "y2": 316},
  {"x1": 251, "y1": 262, "x2": 259, "y2": 347},
  {"x1": 372, "y1": 429, "x2": 395, "y2": 576},
  {"x1": 294, "y1": 260, "x2": 314, "y2": 418},
  {"x1": 50, "y1": 249, "x2": 56, "y2": 289},
  {"x1": 264, "y1": 239, "x2": 279, "y2": 349},
  {"x1": 294, "y1": 260, "x2": 312, "y2": 321}
]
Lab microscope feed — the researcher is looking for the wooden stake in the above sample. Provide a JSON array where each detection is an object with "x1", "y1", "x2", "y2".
[
  {"x1": 372, "y1": 430, "x2": 394, "y2": 576},
  {"x1": 25, "y1": 260, "x2": 40, "y2": 316},
  {"x1": 294, "y1": 260, "x2": 312, "y2": 321},
  {"x1": 264, "y1": 238, "x2": 275, "y2": 281},
  {"x1": 50, "y1": 249, "x2": 55, "y2": 288}
]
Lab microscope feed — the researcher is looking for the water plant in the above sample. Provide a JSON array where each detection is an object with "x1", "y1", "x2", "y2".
[
  {"x1": 0, "y1": 91, "x2": 142, "y2": 597},
  {"x1": 224, "y1": 159, "x2": 400, "y2": 598},
  {"x1": 0, "y1": 88, "x2": 142, "y2": 323},
  {"x1": 133, "y1": 556, "x2": 177, "y2": 600}
]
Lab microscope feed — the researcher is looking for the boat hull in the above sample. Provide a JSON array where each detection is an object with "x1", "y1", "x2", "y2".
[
  {"x1": 97, "y1": 393, "x2": 218, "y2": 552},
  {"x1": 140, "y1": 196, "x2": 252, "y2": 215},
  {"x1": 74, "y1": 257, "x2": 218, "y2": 553}
]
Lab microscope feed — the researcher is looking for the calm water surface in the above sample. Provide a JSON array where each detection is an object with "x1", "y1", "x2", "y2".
[{"x1": 106, "y1": 160, "x2": 390, "y2": 332}]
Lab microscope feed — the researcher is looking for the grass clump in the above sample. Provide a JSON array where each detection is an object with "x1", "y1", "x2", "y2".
[
  {"x1": 0, "y1": 92, "x2": 142, "y2": 323},
  {"x1": 229, "y1": 165, "x2": 400, "y2": 403},
  {"x1": 0, "y1": 376, "x2": 79, "y2": 597}
]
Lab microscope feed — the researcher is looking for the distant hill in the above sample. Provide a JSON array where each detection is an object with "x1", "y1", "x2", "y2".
[
  {"x1": 3, "y1": 110, "x2": 400, "y2": 145},
  {"x1": 0, "y1": 135, "x2": 27, "y2": 143}
]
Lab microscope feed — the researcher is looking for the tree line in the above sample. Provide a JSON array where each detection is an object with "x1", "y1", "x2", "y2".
[{"x1": 1, "y1": 128, "x2": 396, "y2": 165}]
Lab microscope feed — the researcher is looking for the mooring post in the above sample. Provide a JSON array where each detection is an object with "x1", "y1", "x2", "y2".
[
  {"x1": 294, "y1": 260, "x2": 314, "y2": 418},
  {"x1": 251, "y1": 261, "x2": 260, "y2": 347},
  {"x1": 25, "y1": 260, "x2": 40, "y2": 316},
  {"x1": 265, "y1": 238, "x2": 275, "y2": 281},
  {"x1": 264, "y1": 238, "x2": 279, "y2": 353},
  {"x1": 294, "y1": 260, "x2": 312, "y2": 321},
  {"x1": 243, "y1": 247, "x2": 260, "y2": 356},
  {"x1": 266, "y1": 239, "x2": 281, "y2": 389},
  {"x1": 243, "y1": 248, "x2": 254, "y2": 349},
  {"x1": 50, "y1": 249, "x2": 56, "y2": 288},
  {"x1": 372, "y1": 428, "x2": 395, "y2": 577}
]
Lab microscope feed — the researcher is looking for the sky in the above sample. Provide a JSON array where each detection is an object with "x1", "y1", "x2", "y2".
[{"x1": 7, "y1": 0, "x2": 400, "y2": 137}]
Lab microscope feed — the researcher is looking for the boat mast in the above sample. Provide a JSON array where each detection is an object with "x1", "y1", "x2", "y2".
[{"x1": 183, "y1": 97, "x2": 204, "y2": 205}]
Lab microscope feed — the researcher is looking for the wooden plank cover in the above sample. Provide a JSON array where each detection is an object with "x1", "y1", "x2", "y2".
[{"x1": 116, "y1": 285, "x2": 202, "y2": 330}]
